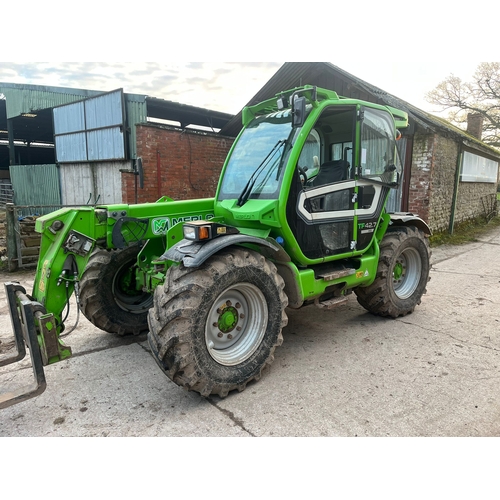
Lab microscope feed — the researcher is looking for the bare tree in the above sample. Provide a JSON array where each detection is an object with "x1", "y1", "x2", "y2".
[{"x1": 426, "y1": 62, "x2": 500, "y2": 149}]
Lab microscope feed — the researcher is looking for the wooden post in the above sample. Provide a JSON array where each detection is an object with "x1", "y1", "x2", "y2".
[{"x1": 6, "y1": 203, "x2": 18, "y2": 271}]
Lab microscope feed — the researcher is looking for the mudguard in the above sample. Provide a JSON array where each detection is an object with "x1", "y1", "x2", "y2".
[
  {"x1": 160, "y1": 234, "x2": 290, "y2": 268},
  {"x1": 389, "y1": 213, "x2": 432, "y2": 236}
]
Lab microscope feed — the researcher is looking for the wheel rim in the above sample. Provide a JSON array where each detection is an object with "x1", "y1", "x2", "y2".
[
  {"x1": 205, "y1": 283, "x2": 268, "y2": 366},
  {"x1": 112, "y1": 261, "x2": 153, "y2": 314},
  {"x1": 392, "y1": 247, "x2": 422, "y2": 299}
]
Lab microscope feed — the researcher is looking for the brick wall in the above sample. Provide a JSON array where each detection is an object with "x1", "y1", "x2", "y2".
[
  {"x1": 408, "y1": 133, "x2": 433, "y2": 224},
  {"x1": 122, "y1": 123, "x2": 234, "y2": 204}
]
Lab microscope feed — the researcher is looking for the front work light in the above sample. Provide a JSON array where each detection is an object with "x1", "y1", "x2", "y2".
[{"x1": 183, "y1": 220, "x2": 240, "y2": 242}]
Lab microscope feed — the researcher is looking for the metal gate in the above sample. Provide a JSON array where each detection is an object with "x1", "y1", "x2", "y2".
[{"x1": 5, "y1": 203, "x2": 63, "y2": 270}]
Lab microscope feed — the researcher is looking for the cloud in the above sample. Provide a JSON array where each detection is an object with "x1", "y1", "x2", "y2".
[
  {"x1": 5, "y1": 60, "x2": 483, "y2": 117},
  {"x1": 0, "y1": 62, "x2": 285, "y2": 113}
]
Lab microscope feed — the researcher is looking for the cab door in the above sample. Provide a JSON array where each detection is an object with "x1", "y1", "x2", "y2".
[
  {"x1": 355, "y1": 106, "x2": 400, "y2": 252},
  {"x1": 287, "y1": 106, "x2": 357, "y2": 260},
  {"x1": 287, "y1": 105, "x2": 400, "y2": 260}
]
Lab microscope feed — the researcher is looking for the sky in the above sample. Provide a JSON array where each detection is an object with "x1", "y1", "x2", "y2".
[
  {"x1": 1, "y1": 1, "x2": 496, "y2": 121},
  {"x1": 0, "y1": 61, "x2": 487, "y2": 118}
]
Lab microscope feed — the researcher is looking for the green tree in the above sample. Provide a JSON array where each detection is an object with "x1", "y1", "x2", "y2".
[{"x1": 426, "y1": 62, "x2": 500, "y2": 149}]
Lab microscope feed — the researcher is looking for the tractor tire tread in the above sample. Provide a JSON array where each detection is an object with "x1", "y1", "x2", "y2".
[
  {"x1": 355, "y1": 226, "x2": 431, "y2": 318},
  {"x1": 148, "y1": 247, "x2": 288, "y2": 397}
]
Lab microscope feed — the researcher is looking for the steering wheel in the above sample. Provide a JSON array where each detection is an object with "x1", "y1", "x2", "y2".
[{"x1": 298, "y1": 166, "x2": 308, "y2": 184}]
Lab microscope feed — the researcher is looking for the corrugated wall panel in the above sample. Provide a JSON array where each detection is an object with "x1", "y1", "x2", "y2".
[
  {"x1": 53, "y1": 101, "x2": 85, "y2": 134},
  {"x1": 125, "y1": 96, "x2": 148, "y2": 159},
  {"x1": 87, "y1": 128, "x2": 124, "y2": 161},
  {"x1": 93, "y1": 162, "x2": 124, "y2": 204},
  {"x1": 59, "y1": 161, "x2": 125, "y2": 205},
  {"x1": 1, "y1": 87, "x2": 100, "y2": 119},
  {"x1": 0, "y1": 85, "x2": 148, "y2": 163},
  {"x1": 55, "y1": 132, "x2": 87, "y2": 162},
  {"x1": 85, "y1": 91, "x2": 123, "y2": 128},
  {"x1": 59, "y1": 164, "x2": 94, "y2": 205},
  {"x1": 10, "y1": 164, "x2": 61, "y2": 206},
  {"x1": 53, "y1": 89, "x2": 126, "y2": 162}
]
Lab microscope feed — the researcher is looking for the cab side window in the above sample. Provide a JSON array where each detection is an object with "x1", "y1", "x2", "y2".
[
  {"x1": 298, "y1": 129, "x2": 321, "y2": 180},
  {"x1": 360, "y1": 108, "x2": 395, "y2": 178}
]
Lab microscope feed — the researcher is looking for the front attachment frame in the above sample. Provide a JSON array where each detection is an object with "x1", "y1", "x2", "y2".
[{"x1": 0, "y1": 283, "x2": 47, "y2": 409}]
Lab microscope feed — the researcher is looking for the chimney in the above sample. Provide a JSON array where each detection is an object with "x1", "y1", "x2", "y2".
[{"x1": 466, "y1": 113, "x2": 484, "y2": 140}]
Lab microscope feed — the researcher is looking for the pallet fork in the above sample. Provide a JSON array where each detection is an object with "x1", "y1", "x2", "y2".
[{"x1": 0, "y1": 282, "x2": 71, "y2": 409}]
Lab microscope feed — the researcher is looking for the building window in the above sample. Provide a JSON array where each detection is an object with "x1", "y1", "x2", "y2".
[{"x1": 460, "y1": 151, "x2": 498, "y2": 183}]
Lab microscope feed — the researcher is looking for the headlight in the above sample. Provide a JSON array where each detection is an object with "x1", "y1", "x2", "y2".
[
  {"x1": 183, "y1": 225, "x2": 198, "y2": 240},
  {"x1": 183, "y1": 224, "x2": 211, "y2": 241},
  {"x1": 182, "y1": 221, "x2": 239, "y2": 242}
]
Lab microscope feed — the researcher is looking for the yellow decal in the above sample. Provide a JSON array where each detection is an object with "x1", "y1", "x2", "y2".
[
  {"x1": 38, "y1": 260, "x2": 49, "y2": 293},
  {"x1": 356, "y1": 271, "x2": 364, "y2": 279}
]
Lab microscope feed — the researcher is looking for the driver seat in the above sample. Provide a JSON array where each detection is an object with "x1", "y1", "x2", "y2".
[{"x1": 312, "y1": 159, "x2": 349, "y2": 187}]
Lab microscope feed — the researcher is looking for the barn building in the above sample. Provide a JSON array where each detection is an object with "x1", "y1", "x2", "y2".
[{"x1": 1, "y1": 62, "x2": 499, "y2": 234}]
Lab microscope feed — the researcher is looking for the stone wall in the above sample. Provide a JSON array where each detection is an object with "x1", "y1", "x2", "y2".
[
  {"x1": 427, "y1": 134, "x2": 460, "y2": 232},
  {"x1": 407, "y1": 131, "x2": 498, "y2": 233},
  {"x1": 456, "y1": 180, "x2": 498, "y2": 223}
]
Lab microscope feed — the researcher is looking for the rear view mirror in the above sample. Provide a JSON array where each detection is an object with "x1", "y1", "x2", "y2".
[{"x1": 292, "y1": 96, "x2": 306, "y2": 128}]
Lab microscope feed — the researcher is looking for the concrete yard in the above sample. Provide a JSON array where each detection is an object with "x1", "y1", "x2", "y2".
[{"x1": 1, "y1": 226, "x2": 500, "y2": 438}]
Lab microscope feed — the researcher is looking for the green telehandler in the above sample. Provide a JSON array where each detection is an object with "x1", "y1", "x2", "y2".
[{"x1": 1, "y1": 85, "x2": 431, "y2": 408}]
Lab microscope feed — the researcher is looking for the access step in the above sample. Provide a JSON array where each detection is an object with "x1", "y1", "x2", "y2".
[
  {"x1": 314, "y1": 295, "x2": 349, "y2": 310},
  {"x1": 316, "y1": 268, "x2": 356, "y2": 282}
]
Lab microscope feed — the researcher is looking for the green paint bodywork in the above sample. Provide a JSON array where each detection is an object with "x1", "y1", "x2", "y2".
[
  {"x1": 26, "y1": 85, "x2": 411, "y2": 366},
  {"x1": 32, "y1": 197, "x2": 217, "y2": 347}
]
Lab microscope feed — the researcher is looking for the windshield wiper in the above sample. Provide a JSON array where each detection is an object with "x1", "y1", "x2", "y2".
[{"x1": 236, "y1": 140, "x2": 285, "y2": 207}]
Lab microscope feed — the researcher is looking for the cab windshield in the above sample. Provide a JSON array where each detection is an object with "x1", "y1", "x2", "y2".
[{"x1": 218, "y1": 110, "x2": 296, "y2": 201}]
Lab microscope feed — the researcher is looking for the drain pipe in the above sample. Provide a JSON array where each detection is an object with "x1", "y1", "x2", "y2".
[{"x1": 449, "y1": 145, "x2": 463, "y2": 234}]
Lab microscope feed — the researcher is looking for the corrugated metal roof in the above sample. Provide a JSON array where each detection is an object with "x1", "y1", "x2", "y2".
[
  {"x1": 0, "y1": 82, "x2": 232, "y2": 160},
  {"x1": 219, "y1": 62, "x2": 500, "y2": 159},
  {"x1": 146, "y1": 96, "x2": 233, "y2": 130},
  {"x1": 220, "y1": 62, "x2": 380, "y2": 137},
  {"x1": 0, "y1": 82, "x2": 102, "y2": 119}
]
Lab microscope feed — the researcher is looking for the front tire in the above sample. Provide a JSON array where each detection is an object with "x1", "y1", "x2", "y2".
[
  {"x1": 79, "y1": 245, "x2": 153, "y2": 335},
  {"x1": 147, "y1": 248, "x2": 288, "y2": 397},
  {"x1": 355, "y1": 226, "x2": 431, "y2": 318}
]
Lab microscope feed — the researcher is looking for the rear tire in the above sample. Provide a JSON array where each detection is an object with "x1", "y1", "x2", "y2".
[
  {"x1": 79, "y1": 246, "x2": 152, "y2": 335},
  {"x1": 355, "y1": 226, "x2": 431, "y2": 318},
  {"x1": 148, "y1": 248, "x2": 288, "y2": 397}
]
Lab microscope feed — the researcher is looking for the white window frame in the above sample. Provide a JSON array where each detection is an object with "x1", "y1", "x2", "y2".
[{"x1": 460, "y1": 151, "x2": 499, "y2": 183}]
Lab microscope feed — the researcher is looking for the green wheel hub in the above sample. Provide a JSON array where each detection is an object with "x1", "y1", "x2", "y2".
[
  {"x1": 112, "y1": 260, "x2": 153, "y2": 314},
  {"x1": 218, "y1": 305, "x2": 239, "y2": 333},
  {"x1": 393, "y1": 261, "x2": 404, "y2": 281},
  {"x1": 205, "y1": 282, "x2": 268, "y2": 366},
  {"x1": 392, "y1": 247, "x2": 422, "y2": 300},
  {"x1": 118, "y1": 268, "x2": 135, "y2": 296}
]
